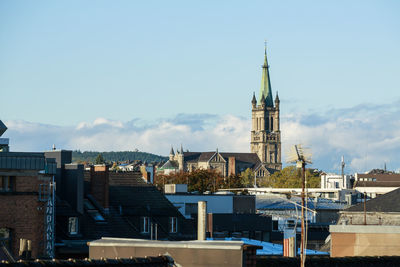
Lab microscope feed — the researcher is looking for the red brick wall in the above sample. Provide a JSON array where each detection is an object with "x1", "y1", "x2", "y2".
[{"x1": 0, "y1": 174, "x2": 49, "y2": 259}]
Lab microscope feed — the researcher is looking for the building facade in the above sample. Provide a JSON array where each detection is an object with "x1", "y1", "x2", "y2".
[{"x1": 250, "y1": 47, "x2": 282, "y2": 171}]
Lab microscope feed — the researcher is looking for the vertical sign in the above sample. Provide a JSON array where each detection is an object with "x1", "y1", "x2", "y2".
[{"x1": 45, "y1": 176, "x2": 55, "y2": 258}]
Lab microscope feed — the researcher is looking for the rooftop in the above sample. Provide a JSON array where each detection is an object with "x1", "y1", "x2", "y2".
[{"x1": 344, "y1": 187, "x2": 400, "y2": 212}]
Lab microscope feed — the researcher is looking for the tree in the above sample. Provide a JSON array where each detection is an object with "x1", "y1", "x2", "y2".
[
  {"x1": 239, "y1": 168, "x2": 255, "y2": 187},
  {"x1": 95, "y1": 153, "x2": 106, "y2": 164},
  {"x1": 260, "y1": 166, "x2": 320, "y2": 188},
  {"x1": 155, "y1": 169, "x2": 227, "y2": 193}
]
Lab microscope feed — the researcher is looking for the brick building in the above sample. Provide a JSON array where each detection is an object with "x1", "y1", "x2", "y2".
[{"x1": 0, "y1": 151, "x2": 56, "y2": 259}]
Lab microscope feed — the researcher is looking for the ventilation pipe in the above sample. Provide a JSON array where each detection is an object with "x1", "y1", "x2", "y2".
[{"x1": 197, "y1": 201, "x2": 207, "y2": 241}]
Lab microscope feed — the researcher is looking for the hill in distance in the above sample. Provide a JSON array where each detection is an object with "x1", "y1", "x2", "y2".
[{"x1": 72, "y1": 150, "x2": 167, "y2": 164}]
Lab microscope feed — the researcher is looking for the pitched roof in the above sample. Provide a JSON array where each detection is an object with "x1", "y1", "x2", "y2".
[
  {"x1": 109, "y1": 185, "x2": 183, "y2": 217},
  {"x1": 159, "y1": 160, "x2": 179, "y2": 169},
  {"x1": 183, "y1": 151, "x2": 261, "y2": 166},
  {"x1": 345, "y1": 187, "x2": 400, "y2": 212},
  {"x1": 257, "y1": 194, "x2": 347, "y2": 211}
]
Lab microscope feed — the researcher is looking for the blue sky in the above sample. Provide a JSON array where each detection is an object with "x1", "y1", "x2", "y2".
[{"x1": 1, "y1": 1, "x2": 400, "y2": 173}]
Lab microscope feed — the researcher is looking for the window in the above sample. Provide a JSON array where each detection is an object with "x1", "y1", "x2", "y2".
[
  {"x1": 272, "y1": 220, "x2": 279, "y2": 231},
  {"x1": 270, "y1": 117, "x2": 273, "y2": 131},
  {"x1": 0, "y1": 228, "x2": 11, "y2": 250},
  {"x1": 169, "y1": 217, "x2": 178, "y2": 233},
  {"x1": 0, "y1": 176, "x2": 14, "y2": 192},
  {"x1": 68, "y1": 217, "x2": 79, "y2": 235},
  {"x1": 141, "y1": 217, "x2": 150, "y2": 233}
]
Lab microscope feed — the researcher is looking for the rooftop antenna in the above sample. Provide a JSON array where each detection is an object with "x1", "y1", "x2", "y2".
[
  {"x1": 287, "y1": 144, "x2": 312, "y2": 267},
  {"x1": 52, "y1": 144, "x2": 56, "y2": 151}
]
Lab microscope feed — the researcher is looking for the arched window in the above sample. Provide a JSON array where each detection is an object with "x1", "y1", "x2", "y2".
[{"x1": 266, "y1": 117, "x2": 269, "y2": 131}]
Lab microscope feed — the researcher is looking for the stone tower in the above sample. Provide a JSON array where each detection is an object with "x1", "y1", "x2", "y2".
[{"x1": 250, "y1": 47, "x2": 282, "y2": 171}]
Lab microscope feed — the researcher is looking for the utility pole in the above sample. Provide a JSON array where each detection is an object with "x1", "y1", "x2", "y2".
[
  {"x1": 300, "y1": 161, "x2": 305, "y2": 267},
  {"x1": 287, "y1": 144, "x2": 311, "y2": 267}
]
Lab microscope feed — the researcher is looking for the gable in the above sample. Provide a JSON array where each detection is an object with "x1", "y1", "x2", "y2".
[{"x1": 209, "y1": 152, "x2": 226, "y2": 163}]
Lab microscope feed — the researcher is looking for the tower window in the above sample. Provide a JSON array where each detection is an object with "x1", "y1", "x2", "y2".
[{"x1": 270, "y1": 117, "x2": 273, "y2": 131}]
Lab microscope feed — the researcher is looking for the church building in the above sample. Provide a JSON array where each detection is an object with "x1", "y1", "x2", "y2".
[
  {"x1": 158, "y1": 47, "x2": 282, "y2": 178},
  {"x1": 250, "y1": 47, "x2": 282, "y2": 172}
]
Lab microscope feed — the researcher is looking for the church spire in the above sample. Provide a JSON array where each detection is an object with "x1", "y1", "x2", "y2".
[{"x1": 259, "y1": 43, "x2": 273, "y2": 107}]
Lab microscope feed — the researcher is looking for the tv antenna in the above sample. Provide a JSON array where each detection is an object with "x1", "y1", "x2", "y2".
[{"x1": 287, "y1": 144, "x2": 312, "y2": 267}]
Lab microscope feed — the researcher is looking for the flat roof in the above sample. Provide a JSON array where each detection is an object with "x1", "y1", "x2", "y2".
[{"x1": 88, "y1": 237, "x2": 243, "y2": 250}]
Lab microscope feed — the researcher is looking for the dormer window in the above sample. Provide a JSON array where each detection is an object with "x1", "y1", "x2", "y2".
[
  {"x1": 169, "y1": 217, "x2": 178, "y2": 233},
  {"x1": 68, "y1": 217, "x2": 78, "y2": 235},
  {"x1": 0, "y1": 176, "x2": 14, "y2": 192},
  {"x1": 141, "y1": 217, "x2": 150, "y2": 233}
]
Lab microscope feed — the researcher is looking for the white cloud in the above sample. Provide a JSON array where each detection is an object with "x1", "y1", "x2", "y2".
[{"x1": 3, "y1": 101, "x2": 400, "y2": 173}]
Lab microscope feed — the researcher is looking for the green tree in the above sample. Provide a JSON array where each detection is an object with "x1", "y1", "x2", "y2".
[
  {"x1": 239, "y1": 168, "x2": 255, "y2": 187},
  {"x1": 155, "y1": 169, "x2": 226, "y2": 193},
  {"x1": 263, "y1": 165, "x2": 320, "y2": 188},
  {"x1": 95, "y1": 153, "x2": 106, "y2": 164}
]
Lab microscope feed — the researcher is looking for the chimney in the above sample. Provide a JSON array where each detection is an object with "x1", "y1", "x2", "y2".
[
  {"x1": 228, "y1": 157, "x2": 236, "y2": 176},
  {"x1": 197, "y1": 201, "x2": 207, "y2": 241},
  {"x1": 90, "y1": 165, "x2": 109, "y2": 212}
]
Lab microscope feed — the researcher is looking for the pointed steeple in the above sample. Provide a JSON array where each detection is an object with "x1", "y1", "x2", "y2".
[
  {"x1": 180, "y1": 144, "x2": 184, "y2": 154},
  {"x1": 169, "y1": 146, "x2": 175, "y2": 161},
  {"x1": 275, "y1": 91, "x2": 280, "y2": 108},
  {"x1": 259, "y1": 44, "x2": 273, "y2": 107},
  {"x1": 260, "y1": 93, "x2": 265, "y2": 107},
  {"x1": 251, "y1": 92, "x2": 257, "y2": 107}
]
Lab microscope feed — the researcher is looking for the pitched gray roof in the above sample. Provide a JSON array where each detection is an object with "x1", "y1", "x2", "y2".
[
  {"x1": 345, "y1": 187, "x2": 400, "y2": 212},
  {"x1": 183, "y1": 151, "x2": 261, "y2": 166},
  {"x1": 160, "y1": 160, "x2": 179, "y2": 169}
]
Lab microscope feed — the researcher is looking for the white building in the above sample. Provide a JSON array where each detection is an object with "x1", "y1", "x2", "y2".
[{"x1": 320, "y1": 173, "x2": 352, "y2": 189}]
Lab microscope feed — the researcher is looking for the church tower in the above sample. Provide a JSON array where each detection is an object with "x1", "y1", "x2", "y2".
[{"x1": 250, "y1": 46, "x2": 282, "y2": 171}]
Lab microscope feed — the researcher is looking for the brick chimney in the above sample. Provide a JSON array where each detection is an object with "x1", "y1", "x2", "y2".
[
  {"x1": 228, "y1": 157, "x2": 236, "y2": 176},
  {"x1": 90, "y1": 165, "x2": 109, "y2": 212}
]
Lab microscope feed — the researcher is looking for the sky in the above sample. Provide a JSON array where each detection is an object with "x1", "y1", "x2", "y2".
[{"x1": 1, "y1": 1, "x2": 399, "y2": 173}]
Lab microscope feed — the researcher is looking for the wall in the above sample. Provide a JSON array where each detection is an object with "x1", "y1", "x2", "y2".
[
  {"x1": 0, "y1": 172, "x2": 50, "y2": 258},
  {"x1": 89, "y1": 238, "x2": 244, "y2": 267},
  {"x1": 330, "y1": 225, "x2": 400, "y2": 257},
  {"x1": 338, "y1": 211, "x2": 400, "y2": 225},
  {"x1": 233, "y1": 196, "x2": 255, "y2": 214}
]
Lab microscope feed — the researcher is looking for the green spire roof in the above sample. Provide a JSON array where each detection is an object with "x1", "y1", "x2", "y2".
[{"x1": 259, "y1": 47, "x2": 273, "y2": 107}]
